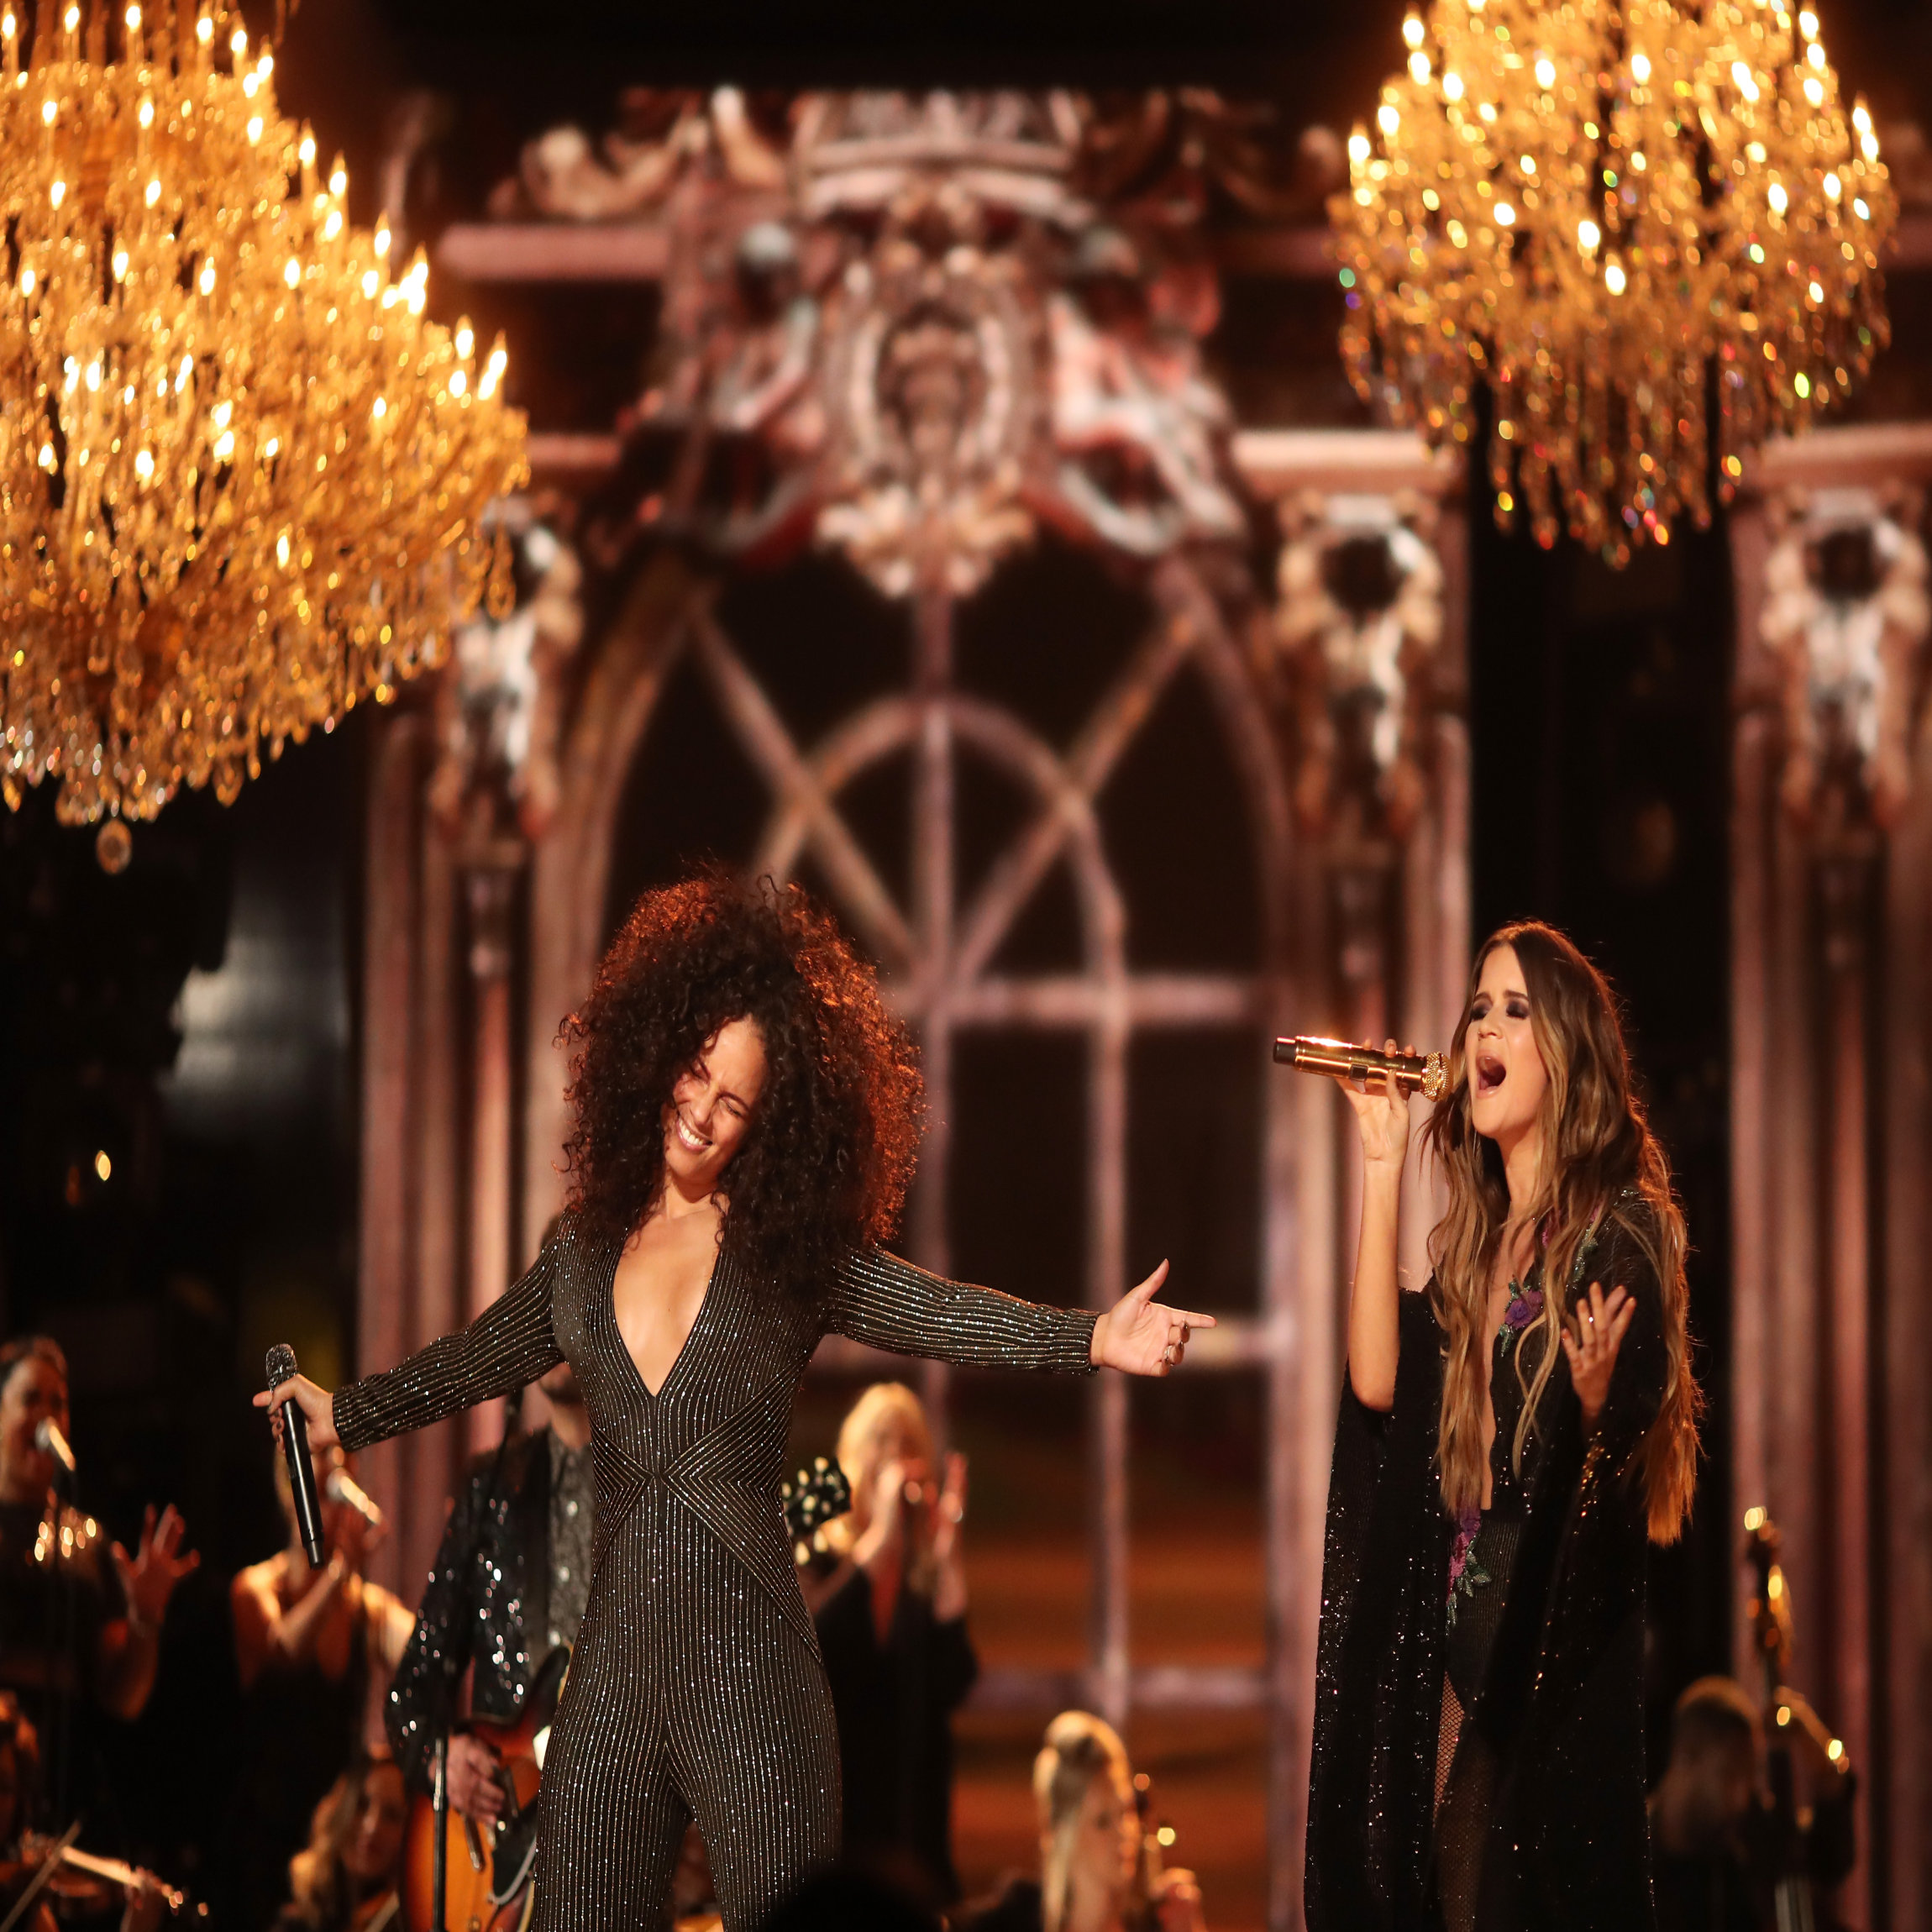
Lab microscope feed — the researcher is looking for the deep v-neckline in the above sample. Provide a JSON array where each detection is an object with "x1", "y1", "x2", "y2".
[{"x1": 610, "y1": 1243, "x2": 722, "y2": 1402}]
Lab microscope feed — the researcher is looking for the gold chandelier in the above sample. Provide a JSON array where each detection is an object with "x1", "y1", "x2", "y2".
[
  {"x1": 1335, "y1": 0, "x2": 1894, "y2": 563},
  {"x1": 0, "y1": 0, "x2": 527, "y2": 840}
]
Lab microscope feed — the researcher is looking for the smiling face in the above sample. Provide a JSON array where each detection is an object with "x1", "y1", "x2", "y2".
[
  {"x1": 661, "y1": 1016, "x2": 769, "y2": 1202},
  {"x1": 1465, "y1": 942, "x2": 1551, "y2": 1155}
]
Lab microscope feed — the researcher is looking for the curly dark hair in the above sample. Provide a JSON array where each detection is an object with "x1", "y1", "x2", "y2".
[{"x1": 559, "y1": 870, "x2": 925, "y2": 1294}]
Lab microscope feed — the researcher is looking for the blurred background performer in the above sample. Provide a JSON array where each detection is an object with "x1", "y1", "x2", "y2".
[
  {"x1": 271, "y1": 1751, "x2": 408, "y2": 1932},
  {"x1": 810, "y1": 1382, "x2": 974, "y2": 1908},
  {"x1": 385, "y1": 1349, "x2": 593, "y2": 1824},
  {"x1": 228, "y1": 1440, "x2": 412, "y2": 1929},
  {"x1": 258, "y1": 870, "x2": 1209, "y2": 1932},
  {"x1": 956, "y1": 1709, "x2": 1206, "y2": 1932},
  {"x1": 1650, "y1": 1677, "x2": 1856, "y2": 1932},
  {"x1": 0, "y1": 1693, "x2": 168, "y2": 1932},
  {"x1": 1306, "y1": 923, "x2": 1703, "y2": 1932},
  {"x1": 0, "y1": 1337, "x2": 197, "y2": 1829}
]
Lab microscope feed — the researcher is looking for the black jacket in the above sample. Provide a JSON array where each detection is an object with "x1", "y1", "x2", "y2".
[
  {"x1": 1305, "y1": 1203, "x2": 1668, "y2": 1932},
  {"x1": 385, "y1": 1426, "x2": 556, "y2": 1790},
  {"x1": 812, "y1": 1564, "x2": 978, "y2": 1902}
]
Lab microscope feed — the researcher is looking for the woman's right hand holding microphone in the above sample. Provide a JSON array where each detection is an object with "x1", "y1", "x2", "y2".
[
  {"x1": 253, "y1": 1373, "x2": 340, "y2": 1452},
  {"x1": 1336, "y1": 1036, "x2": 1420, "y2": 1173},
  {"x1": 1335, "y1": 1038, "x2": 1420, "y2": 1414}
]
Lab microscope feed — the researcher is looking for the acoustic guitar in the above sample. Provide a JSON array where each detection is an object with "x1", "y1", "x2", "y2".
[{"x1": 400, "y1": 1458, "x2": 852, "y2": 1931}]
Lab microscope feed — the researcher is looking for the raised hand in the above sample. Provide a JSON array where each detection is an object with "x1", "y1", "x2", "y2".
[
  {"x1": 931, "y1": 1452, "x2": 968, "y2": 1572},
  {"x1": 1090, "y1": 1263, "x2": 1217, "y2": 1378},
  {"x1": 1336, "y1": 1037, "x2": 1420, "y2": 1172},
  {"x1": 1561, "y1": 1281, "x2": 1635, "y2": 1431},
  {"x1": 112, "y1": 1504, "x2": 199, "y2": 1630},
  {"x1": 1153, "y1": 1866, "x2": 1208, "y2": 1932},
  {"x1": 254, "y1": 1372, "x2": 340, "y2": 1453}
]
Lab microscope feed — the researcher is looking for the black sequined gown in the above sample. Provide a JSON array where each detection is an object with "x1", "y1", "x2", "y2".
[
  {"x1": 1305, "y1": 1198, "x2": 1669, "y2": 1932},
  {"x1": 333, "y1": 1221, "x2": 1098, "y2": 1931}
]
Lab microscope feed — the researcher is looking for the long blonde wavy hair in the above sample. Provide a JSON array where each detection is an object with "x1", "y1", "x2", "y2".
[
  {"x1": 1420, "y1": 921, "x2": 1700, "y2": 1543},
  {"x1": 1033, "y1": 1710, "x2": 1134, "y2": 1932}
]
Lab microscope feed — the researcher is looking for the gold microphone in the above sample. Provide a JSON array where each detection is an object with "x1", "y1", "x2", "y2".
[{"x1": 1273, "y1": 1035, "x2": 1448, "y2": 1100}]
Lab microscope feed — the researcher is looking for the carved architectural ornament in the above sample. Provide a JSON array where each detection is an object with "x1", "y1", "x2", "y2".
[
  {"x1": 1269, "y1": 490, "x2": 1445, "y2": 840},
  {"x1": 1761, "y1": 486, "x2": 1930, "y2": 834},
  {"x1": 518, "y1": 88, "x2": 1266, "y2": 595},
  {"x1": 428, "y1": 504, "x2": 585, "y2": 847}
]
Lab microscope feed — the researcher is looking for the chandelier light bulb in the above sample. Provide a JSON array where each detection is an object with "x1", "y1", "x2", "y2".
[
  {"x1": 0, "y1": 0, "x2": 527, "y2": 827},
  {"x1": 1333, "y1": 0, "x2": 1895, "y2": 564}
]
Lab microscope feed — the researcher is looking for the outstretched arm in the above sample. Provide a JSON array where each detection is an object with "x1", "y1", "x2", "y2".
[
  {"x1": 823, "y1": 1249, "x2": 1214, "y2": 1377},
  {"x1": 255, "y1": 1241, "x2": 564, "y2": 1453}
]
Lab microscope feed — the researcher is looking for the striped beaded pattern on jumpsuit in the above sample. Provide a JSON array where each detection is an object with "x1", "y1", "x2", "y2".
[{"x1": 333, "y1": 1220, "x2": 1098, "y2": 1932}]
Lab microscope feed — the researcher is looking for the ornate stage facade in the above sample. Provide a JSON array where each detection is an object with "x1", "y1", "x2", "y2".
[{"x1": 346, "y1": 86, "x2": 1932, "y2": 1929}]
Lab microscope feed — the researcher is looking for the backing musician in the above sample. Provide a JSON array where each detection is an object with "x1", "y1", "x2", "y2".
[
  {"x1": 385, "y1": 1354, "x2": 593, "y2": 1824},
  {"x1": 0, "y1": 1337, "x2": 197, "y2": 1830},
  {"x1": 1650, "y1": 1676, "x2": 1856, "y2": 1932}
]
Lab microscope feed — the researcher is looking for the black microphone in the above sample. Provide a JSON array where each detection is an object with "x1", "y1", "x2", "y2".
[
  {"x1": 265, "y1": 1345, "x2": 325, "y2": 1569},
  {"x1": 34, "y1": 1417, "x2": 76, "y2": 1483}
]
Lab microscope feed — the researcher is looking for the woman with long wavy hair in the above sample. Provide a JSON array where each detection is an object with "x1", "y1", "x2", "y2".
[
  {"x1": 1305, "y1": 921, "x2": 1700, "y2": 1932},
  {"x1": 259, "y1": 869, "x2": 1210, "y2": 1932}
]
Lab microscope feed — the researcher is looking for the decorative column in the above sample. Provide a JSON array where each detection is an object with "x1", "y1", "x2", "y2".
[
  {"x1": 463, "y1": 855, "x2": 522, "y2": 1452},
  {"x1": 1731, "y1": 428, "x2": 1932, "y2": 1932},
  {"x1": 356, "y1": 512, "x2": 582, "y2": 1593},
  {"x1": 1239, "y1": 428, "x2": 1471, "y2": 1931}
]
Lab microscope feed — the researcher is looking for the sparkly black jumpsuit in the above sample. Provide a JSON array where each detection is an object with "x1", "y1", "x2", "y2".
[{"x1": 333, "y1": 1220, "x2": 1098, "y2": 1931}]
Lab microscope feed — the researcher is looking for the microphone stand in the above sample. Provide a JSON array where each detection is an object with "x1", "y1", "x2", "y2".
[
  {"x1": 428, "y1": 1411, "x2": 522, "y2": 1930},
  {"x1": 430, "y1": 1734, "x2": 449, "y2": 1932},
  {"x1": 40, "y1": 1462, "x2": 79, "y2": 1834}
]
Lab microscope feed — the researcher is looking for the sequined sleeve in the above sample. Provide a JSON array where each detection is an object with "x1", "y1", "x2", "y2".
[
  {"x1": 822, "y1": 1247, "x2": 1098, "y2": 1373},
  {"x1": 385, "y1": 1459, "x2": 488, "y2": 1790},
  {"x1": 334, "y1": 1242, "x2": 564, "y2": 1452}
]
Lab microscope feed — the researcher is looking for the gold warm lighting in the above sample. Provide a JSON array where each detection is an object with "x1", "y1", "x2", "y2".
[
  {"x1": 0, "y1": 0, "x2": 527, "y2": 828},
  {"x1": 1335, "y1": 0, "x2": 1894, "y2": 563}
]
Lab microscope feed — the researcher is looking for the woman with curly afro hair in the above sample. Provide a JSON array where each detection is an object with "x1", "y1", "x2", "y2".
[{"x1": 261, "y1": 869, "x2": 1210, "y2": 1932}]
